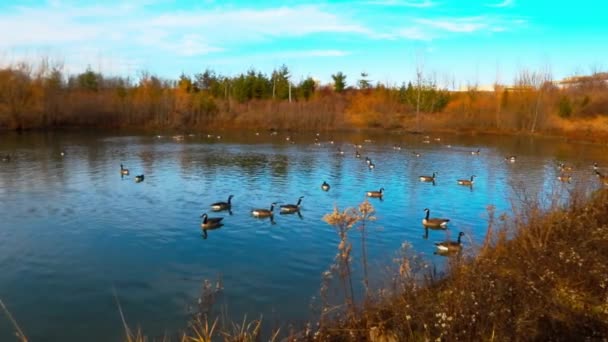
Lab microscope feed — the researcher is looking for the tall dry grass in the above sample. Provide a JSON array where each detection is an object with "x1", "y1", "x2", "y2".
[{"x1": 301, "y1": 187, "x2": 608, "y2": 341}]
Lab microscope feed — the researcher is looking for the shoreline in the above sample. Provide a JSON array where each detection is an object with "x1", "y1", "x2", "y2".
[{"x1": 3, "y1": 124, "x2": 607, "y2": 146}]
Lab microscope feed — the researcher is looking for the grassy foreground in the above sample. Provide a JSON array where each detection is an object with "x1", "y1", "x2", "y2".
[{"x1": 3, "y1": 187, "x2": 608, "y2": 341}]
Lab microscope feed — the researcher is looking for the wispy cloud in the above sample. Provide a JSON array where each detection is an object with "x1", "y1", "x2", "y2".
[
  {"x1": 281, "y1": 50, "x2": 351, "y2": 58},
  {"x1": 486, "y1": 0, "x2": 514, "y2": 8},
  {"x1": 396, "y1": 27, "x2": 433, "y2": 40},
  {"x1": 415, "y1": 17, "x2": 488, "y2": 33},
  {"x1": 0, "y1": 3, "x2": 369, "y2": 53},
  {"x1": 148, "y1": 6, "x2": 370, "y2": 39},
  {"x1": 362, "y1": 0, "x2": 436, "y2": 8}
]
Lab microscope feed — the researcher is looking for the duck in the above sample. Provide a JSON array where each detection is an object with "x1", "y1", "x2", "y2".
[
  {"x1": 280, "y1": 196, "x2": 303, "y2": 213},
  {"x1": 422, "y1": 208, "x2": 450, "y2": 229},
  {"x1": 321, "y1": 181, "x2": 330, "y2": 191},
  {"x1": 457, "y1": 175, "x2": 476, "y2": 186},
  {"x1": 505, "y1": 156, "x2": 516, "y2": 163},
  {"x1": 251, "y1": 202, "x2": 277, "y2": 218},
  {"x1": 211, "y1": 195, "x2": 233, "y2": 211},
  {"x1": 557, "y1": 174, "x2": 572, "y2": 183},
  {"x1": 120, "y1": 164, "x2": 130, "y2": 176},
  {"x1": 435, "y1": 232, "x2": 465, "y2": 252},
  {"x1": 200, "y1": 213, "x2": 224, "y2": 229},
  {"x1": 366, "y1": 188, "x2": 384, "y2": 198},
  {"x1": 419, "y1": 172, "x2": 437, "y2": 182},
  {"x1": 471, "y1": 149, "x2": 480, "y2": 155},
  {"x1": 134, "y1": 174, "x2": 145, "y2": 183}
]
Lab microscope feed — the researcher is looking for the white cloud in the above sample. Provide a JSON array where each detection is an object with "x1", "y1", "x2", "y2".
[
  {"x1": 0, "y1": 3, "x2": 369, "y2": 54},
  {"x1": 397, "y1": 27, "x2": 433, "y2": 40},
  {"x1": 362, "y1": 0, "x2": 436, "y2": 8},
  {"x1": 487, "y1": 0, "x2": 514, "y2": 8},
  {"x1": 415, "y1": 17, "x2": 488, "y2": 33},
  {"x1": 148, "y1": 6, "x2": 370, "y2": 39},
  {"x1": 279, "y1": 50, "x2": 351, "y2": 58}
]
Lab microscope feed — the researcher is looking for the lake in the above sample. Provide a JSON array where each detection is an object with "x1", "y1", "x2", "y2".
[{"x1": 0, "y1": 130, "x2": 606, "y2": 341}]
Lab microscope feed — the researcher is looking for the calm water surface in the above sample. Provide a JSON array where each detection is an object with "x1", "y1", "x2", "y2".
[{"x1": 0, "y1": 131, "x2": 606, "y2": 341}]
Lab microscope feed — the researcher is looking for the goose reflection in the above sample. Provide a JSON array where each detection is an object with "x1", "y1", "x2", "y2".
[
  {"x1": 280, "y1": 210, "x2": 304, "y2": 220},
  {"x1": 201, "y1": 224, "x2": 224, "y2": 240}
]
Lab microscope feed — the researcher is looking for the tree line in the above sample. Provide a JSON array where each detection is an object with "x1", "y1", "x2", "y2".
[{"x1": 0, "y1": 60, "x2": 606, "y2": 134}]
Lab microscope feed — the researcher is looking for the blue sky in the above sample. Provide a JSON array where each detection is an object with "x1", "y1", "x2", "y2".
[{"x1": 0, "y1": 0, "x2": 606, "y2": 88}]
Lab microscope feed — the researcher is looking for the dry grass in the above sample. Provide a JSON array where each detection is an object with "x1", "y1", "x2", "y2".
[
  {"x1": 0, "y1": 298, "x2": 27, "y2": 342},
  {"x1": 301, "y1": 187, "x2": 608, "y2": 341}
]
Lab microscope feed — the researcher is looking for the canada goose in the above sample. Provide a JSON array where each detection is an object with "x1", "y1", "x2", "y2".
[
  {"x1": 251, "y1": 202, "x2": 277, "y2": 218},
  {"x1": 419, "y1": 172, "x2": 437, "y2": 182},
  {"x1": 1, "y1": 154, "x2": 10, "y2": 162},
  {"x1": 337, "y1": 148, "x2": 345, "y2": 156},
  {"x1": 366, "y1": 188, "x2": 384, "y2": 198},
  {"x1": 280, "y1": 196, "x2": 303, "y2": 213},
  {"x1": 412, "y1": 152, "x2": 421, "y2": 157},
  {"x1": 471, "y1": 149, "x2": 480, "y2": 155},
  {"x1": 393, "y1": 145, "x2": 401, "y2": 150},
  {"x1": 120, "y1": 164, "x2": 130, "y2": 176},
  {"x1": 593, "y1": 162, "x2": 599, "y2": 171},
  {"x1": 595, "y1": 171, "x2": 608, "y2": 186},
  {"x1": 505, "y1": 156, "x2": 516, "y2": 162},
  {"x1": 557, "y1": 174, "x2": 572, "y2": 183},
  {"x1": 321, "y1": 181, "x2": 330, "y2": 191},
  {"x1": 211, "y1": 195, "x2": 233, "y2": 211},
  {"x1": 135, "y1": 175, "x2": 145, "y2": 183},
  {"x1": 422, "y1": 208, "x2": 450, "y2": 229},
  {"x1": 558, "y1": 162, "x2": 573, "y2": 172},
  {"x1": 457, "y1": 175, "x2": 476, "y2": 186},
  {"x1": 435, "y1": 232, "x2": 465, "y2": 252},
  {"x1": 200, "y1": 213, "x2": 224, "y2": 229},
  {"x1": 365, "y1": 156, "x2": 371, "y2": 165},
  {"x1": 355, "y1": 151, "x2": 361, "y2": 158},
  {"x1": 60, "y1": 151, "x2": 65, "y2": 156},
  {"x1": 368, "y1": 162, "x2": 375, "y2": 170}
]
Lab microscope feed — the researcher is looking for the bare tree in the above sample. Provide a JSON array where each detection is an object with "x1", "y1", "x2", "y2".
[
  {"x1": 515, "y1": 66, "x2": 552, "y2": 132},
  {"x1": 415, "y1": 56, "x2": 424, "y2": 132}
]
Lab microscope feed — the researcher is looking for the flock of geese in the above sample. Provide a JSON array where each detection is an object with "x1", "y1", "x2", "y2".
[
  {"x1": 5, "y1": 131, "x2": 599, "y2": 252},
  {"x1": 95, "y1": 133, "x2": 608, "y2": 248}
]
